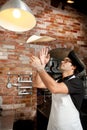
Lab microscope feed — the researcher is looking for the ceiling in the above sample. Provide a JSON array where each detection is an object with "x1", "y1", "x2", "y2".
[
  {"x1": 0, "y1": 0, "x2": 87, "y2": 15},
  {"x1": 50, "y1": 0, "x2": 87, "y2": 15}
]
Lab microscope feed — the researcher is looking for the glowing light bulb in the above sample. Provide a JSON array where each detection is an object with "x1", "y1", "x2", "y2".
[
  {"x1": 13, "y1": 9, "x2": 21, "y2": 18},
  {"x1": 67, "y1": 0, "x2": 74, "y2": 4}
]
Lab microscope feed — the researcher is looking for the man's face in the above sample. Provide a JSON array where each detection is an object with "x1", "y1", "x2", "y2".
[{"x1": 60, "y1": 57, "x2": 73, "y2": 72}]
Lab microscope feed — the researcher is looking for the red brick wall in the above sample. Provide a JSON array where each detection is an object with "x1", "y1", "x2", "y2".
[{"x1": 0, "y1": 0, "x2": 87, "y2": 111}]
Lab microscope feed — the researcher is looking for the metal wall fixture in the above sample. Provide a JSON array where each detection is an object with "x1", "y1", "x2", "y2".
[
  {"x1": 7, "y1": 72, "x2": 33, "y2": 95},
  {"x1": 0, "y1": 0, "x2": 36, "y2": 32}
]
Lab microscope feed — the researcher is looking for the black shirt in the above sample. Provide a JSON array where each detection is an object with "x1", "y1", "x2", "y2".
[{"x1": 58, "y1": 75, "x2": 84, "y2": 111}]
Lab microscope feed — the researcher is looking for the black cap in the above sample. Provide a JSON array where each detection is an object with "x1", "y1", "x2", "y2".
[{"x1": 68, "y1": 50, "x2": 85, "y2": 73}]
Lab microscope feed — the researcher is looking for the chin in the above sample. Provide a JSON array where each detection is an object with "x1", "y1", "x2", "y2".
[{"x1": 59, "y1": 67, "x2": 63, "y2": 72}]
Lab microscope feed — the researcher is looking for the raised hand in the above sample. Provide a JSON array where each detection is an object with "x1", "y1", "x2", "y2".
[
  {"x1": 30, "y1": 55, "x2": 45, "y2": 72},
  {"x1": 39, "y1": 47, "x2": 50, "y2": 67}
]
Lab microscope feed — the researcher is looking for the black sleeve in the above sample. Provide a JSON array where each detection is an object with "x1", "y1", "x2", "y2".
[
  {"x1": 63, "y1": 77, "x2": 84, "y2": 111},
  {"x1": 63, "y1": 78, "x2": 84, "y2": 94}
]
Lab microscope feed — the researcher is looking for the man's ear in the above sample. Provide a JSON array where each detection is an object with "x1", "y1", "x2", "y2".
[{"x1": 72, "y1": 65, "x2": 76, "y2": 71}]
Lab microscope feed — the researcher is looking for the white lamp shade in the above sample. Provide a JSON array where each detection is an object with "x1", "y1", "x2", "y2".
[{"x1": 0, "y1": 0, "x2": 36, "y2": 32}]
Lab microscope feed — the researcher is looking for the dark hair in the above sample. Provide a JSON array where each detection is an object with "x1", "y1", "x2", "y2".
[{"x1": 68, "y1": 50, "x2": 85, "y2": 74}]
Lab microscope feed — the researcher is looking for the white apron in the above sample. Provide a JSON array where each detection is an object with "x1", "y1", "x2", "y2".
[{"x1": 47, "y1": 76, "x2": 83, "y2": 130}]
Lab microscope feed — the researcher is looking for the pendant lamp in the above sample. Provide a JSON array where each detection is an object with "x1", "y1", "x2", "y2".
[{"x1": 0, "y1": 0, "x2": 36, "y2": 32}]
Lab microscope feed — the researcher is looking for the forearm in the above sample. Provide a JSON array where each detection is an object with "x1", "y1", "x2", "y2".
[
  {"x1": 33, "y1": 71, "x2": 47, "y2": 88},
  {"x1": 37, "y1": 69, "x2": 58, "y2": 93}
]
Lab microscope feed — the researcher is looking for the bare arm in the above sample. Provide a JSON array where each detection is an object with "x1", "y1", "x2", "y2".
[
  {"x1": 32, "y1": 62, "x2": 68, "y2": 93},
  {"x1": 32, "y1": 47, "x2": 50, "y2": 89},
  {"x1": 37, "y1": 68, "x2": 68, "y2": 94},
  {"x1": 33, "y1": 71, "x2": 47, "y2": 88},
  {"x1": 30, "y1": 48, "x2": 69, "y2": 94}
]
